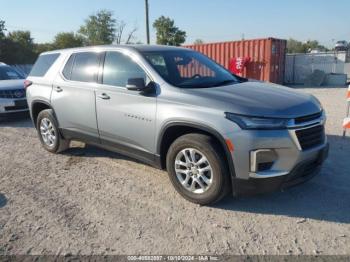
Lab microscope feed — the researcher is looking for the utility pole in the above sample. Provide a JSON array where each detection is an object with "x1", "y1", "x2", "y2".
[{"x1": 145, "y1": 0, "x2": 150, "y2": 44}]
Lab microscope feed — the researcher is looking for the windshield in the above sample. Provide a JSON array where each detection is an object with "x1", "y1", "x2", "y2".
[
  {"x1": 142, "y1": 50, "x2": 239, "y2": 88},
  {"x1": 0, "y1": 66, "x2": 24, "y2": 80}
]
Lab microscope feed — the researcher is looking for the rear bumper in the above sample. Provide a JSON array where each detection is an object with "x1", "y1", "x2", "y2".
[{"x1": 232, "y1": 143, "x2": 329, "y2": 196}]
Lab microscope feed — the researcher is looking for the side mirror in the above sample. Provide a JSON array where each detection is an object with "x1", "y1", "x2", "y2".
[{"x1": 126, "y1": 78, "x2": 146, "y2": 91}]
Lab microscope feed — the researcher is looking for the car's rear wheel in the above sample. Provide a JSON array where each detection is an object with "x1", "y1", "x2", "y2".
[
  {"x1": 36, "y1": 109, "x2": 69, "y2": 153},
  {"x1": 166, "y1": 133, "x2": 230, "y2": 205}
]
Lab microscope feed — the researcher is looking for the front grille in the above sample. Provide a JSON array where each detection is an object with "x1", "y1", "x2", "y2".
[
  {"x1": 295, "y1": 112, "x2": 322, "y2": 125},
  {"x1": 0, "y1": 89, "x2": 26, "y2": 99},
  {"x1": 295, "y1": 125, "x2": 325, "y2": 150}
]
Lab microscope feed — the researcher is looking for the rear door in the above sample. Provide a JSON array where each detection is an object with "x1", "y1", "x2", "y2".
[
  {"x1": 95, "y1": 51, "x2": 157, "y2": 160},
  {"x1": 51, "y1": 51, "x2": 102, "y2": 142}
]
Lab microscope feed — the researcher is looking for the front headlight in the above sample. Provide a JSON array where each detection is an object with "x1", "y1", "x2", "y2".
[{"x1": 225, "y1": 112, "x2": 289, "y2": 130}]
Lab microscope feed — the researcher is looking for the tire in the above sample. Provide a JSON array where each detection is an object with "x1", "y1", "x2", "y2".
[
  {"x1": 36, "y1": 109, "x2": 69, "y2": 153},
  {"x1": 166, "y1": 133, "x2": 230, "y2": 205}
]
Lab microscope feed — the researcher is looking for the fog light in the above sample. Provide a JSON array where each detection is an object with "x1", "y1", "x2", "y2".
[{"x1": 250, "y1": 149, "x2": 277, "y2": 173}]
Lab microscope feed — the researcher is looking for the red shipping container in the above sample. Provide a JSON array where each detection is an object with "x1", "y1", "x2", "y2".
[{"x1": 184, "y1": 37, "x2": 287, "y2": 84}]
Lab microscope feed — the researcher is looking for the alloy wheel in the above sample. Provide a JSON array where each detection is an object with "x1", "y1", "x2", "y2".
[
  {"x1": 40, "y1": 118, "x2": 56, "y2": 147},
  {"x1": 174, "y1": 148, "x2": 213, "y2": 194}
]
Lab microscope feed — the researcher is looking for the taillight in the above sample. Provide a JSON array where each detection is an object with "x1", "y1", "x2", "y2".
[{"x1": 24, "y1": 80, "x2": 33, "y2": 89}]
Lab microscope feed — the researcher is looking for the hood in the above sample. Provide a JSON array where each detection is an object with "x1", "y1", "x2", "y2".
[
  {"x1": 0, "y1": 79, "x2": 25, "y2": 90},
  {"x1": 182, "y1": 81, "x2": 322, "y2": 118}
]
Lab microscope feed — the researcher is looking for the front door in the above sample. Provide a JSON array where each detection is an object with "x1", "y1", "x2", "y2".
[{"x1": 95, "y1": 51, "x2": 157, "y2": 162}]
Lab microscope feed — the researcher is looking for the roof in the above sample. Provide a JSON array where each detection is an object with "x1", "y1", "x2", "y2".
[
  {"x1": 129, "y1": 44, "x2": 189, "y2": 52},
  {"x1": 41, "y1": 44, "x2": 190, "y2": 55}
]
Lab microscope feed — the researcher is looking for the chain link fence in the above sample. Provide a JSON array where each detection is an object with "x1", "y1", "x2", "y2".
[{"x1": 285, "y1": 51, "x2": 348, "y2": 84}]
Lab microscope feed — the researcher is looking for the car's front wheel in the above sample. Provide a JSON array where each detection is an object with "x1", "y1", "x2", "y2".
[
  {"x1": 36, "y1": 109, "x2": 69, "y2": 153},
  {"x1": 166, "y1": 134, "x2": 230, "y2": 205}
]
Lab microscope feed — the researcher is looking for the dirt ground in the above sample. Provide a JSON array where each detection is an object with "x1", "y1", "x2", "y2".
[{"x1": 0, "y1": 87, "x2": 349, "y2": 256}]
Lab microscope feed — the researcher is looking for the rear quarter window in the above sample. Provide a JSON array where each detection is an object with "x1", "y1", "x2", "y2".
[
  {"x1": 62, "y1": 55, "x2": 75, "y2": 79},
  {"x1": 29, "y1": 53, "x2": 60, "y2": 77}
]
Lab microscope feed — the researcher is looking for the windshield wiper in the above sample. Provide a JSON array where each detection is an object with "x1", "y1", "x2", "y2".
[
  {"x1": 210, "y1": 79, "x2": 238, "y2": 87},
  {"x1": 178, "y1": 79, "x2": 239, "y2": 89}
]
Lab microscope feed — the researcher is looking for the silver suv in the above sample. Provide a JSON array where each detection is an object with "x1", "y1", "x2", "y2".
[{"x1": 26, "y1": 45, "x2": 329, "y2": 205}]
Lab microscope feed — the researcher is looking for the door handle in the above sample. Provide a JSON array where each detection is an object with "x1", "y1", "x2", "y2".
[
  {"x1": 54, "y1": 86, "x2": 63, "y2": 93},
  {"x1": 98, "y1": 93, "x2": 110, "y2": 100}
]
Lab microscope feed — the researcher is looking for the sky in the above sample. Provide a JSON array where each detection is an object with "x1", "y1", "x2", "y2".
[{"x1": 1, "y1": 0, "x2": 349, "y2": 47}]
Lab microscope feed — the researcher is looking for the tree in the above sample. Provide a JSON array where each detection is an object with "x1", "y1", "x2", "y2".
[
  {"x1": 194, "y1": 39, "x2": 204, "y2": 45},
  {"x1": 124, "y1": 27, "x2": 138, "y2": 44},
  {"x1": 3, "y1": 30, "x2": 36, "y2": 64},
  {"x1": 153, "y1": 16, "x2": 186, "y2": 46},
  {"x1": 34, "y1": 43, "x2": 55, "y2": 54},
  {"x1": 287, "y1": 39, "x2": 305, "y2": 53},
  {"x1": 114, "y1": 20, "x2": 138, "y2": 45},
  {"x1": 52, "y1": 32, "x2": 84, "y2": 49},
  {"x1": 304, "y1": 40, "x2": 328, "y2": 52},
  {"x1": 0, "y1": 20, "x2": 6, "y2": 40},
  {"x1": 0, "y1": 20, "x2": 6, "y2": 59},
  {"x1": 287, "y1": 38, "x2": 329, "y2": 53},
  {"x1": 78, "y1": 10, "x2": 137, "y2": 45},
  {"x1": 7, "y1": 30, "x2": 34, "y2": 48},
  {"x1": 78, "y1": 10, "x2": 117, "y2": 45}
]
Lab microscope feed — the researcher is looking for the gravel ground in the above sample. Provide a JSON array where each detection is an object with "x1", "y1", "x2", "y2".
[{"x1": 0, "y1": 87, "x2": 349, "y2": 256}]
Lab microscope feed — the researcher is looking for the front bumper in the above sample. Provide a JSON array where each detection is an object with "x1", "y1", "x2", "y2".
[
  {"x1": 223, "y1": 121, "x2": 328, "y2": 196},
  {"x1": 0, "y1": 98, "x2": 28, "y2": 114},
  {"x1": 232, "y1": 143, "x2": 329, "y2": 196}
]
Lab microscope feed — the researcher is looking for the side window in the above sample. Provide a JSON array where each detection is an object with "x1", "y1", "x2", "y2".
[
  {"x1": 70, "y1": 52, "x2": 100, "y2": 83},
  {"x1": 29, "y1": 53, "x2": 60, "y2": 77},
  {"x1": 102, "y1": 52, "x2": 147, "y2": 87}
]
